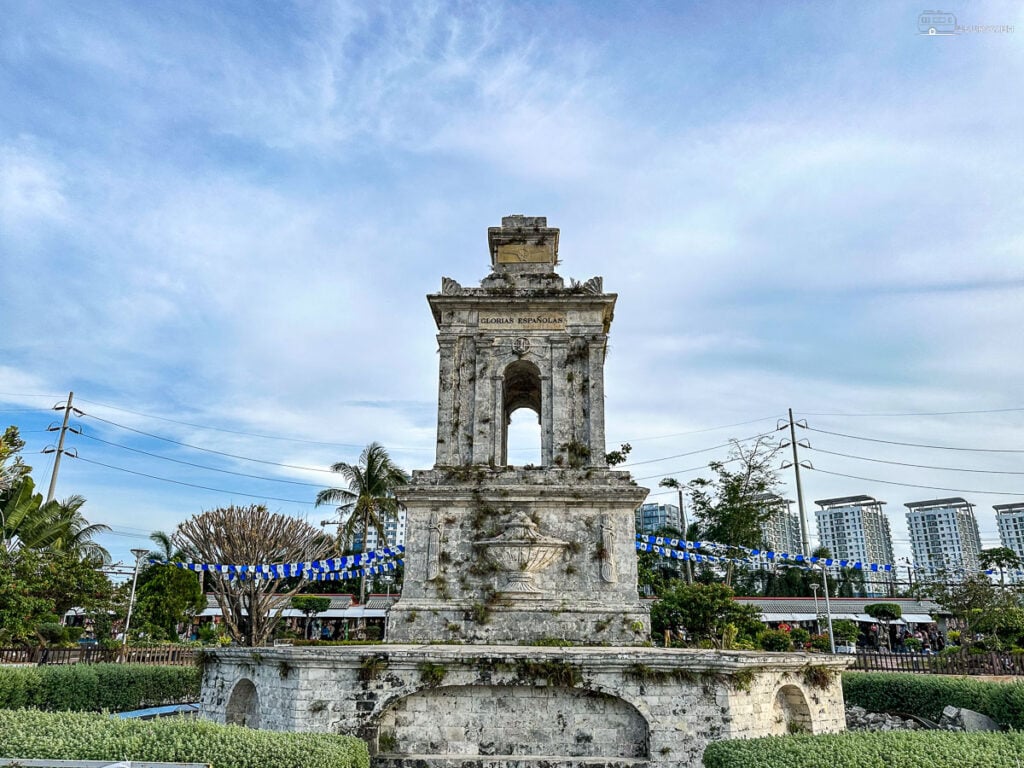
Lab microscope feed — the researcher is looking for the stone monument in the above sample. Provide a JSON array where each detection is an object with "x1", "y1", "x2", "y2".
[
  {"x1": 386, "y1": 215, "x2": 649, "y2": 645},
  {"x1": 199, "y1": 216, "x2": 851, "y2": 767}
]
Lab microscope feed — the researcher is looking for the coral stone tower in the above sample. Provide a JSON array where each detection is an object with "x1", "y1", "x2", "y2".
[{"x1": 386, "y1": 216, "x2": 650, "y2": 644}]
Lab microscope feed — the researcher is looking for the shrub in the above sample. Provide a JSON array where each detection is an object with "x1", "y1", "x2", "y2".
[
  {"x1": 0, "y1": 709, "x2": 368, "y2": 768},
  {"x1": 789, "y1": 628, "x2": 811, "y2": 647},
  {"x1": 0, "y1": 664, "x2": 200, "y2": 712},
  {"x1": 704, "y1": 731, "x2": 1024, "y2": 768},
  {"x1": 831, "y1": 619, "x2": 860, "y2": 646},
  {"x1": 810, "y1": 633, "x2": 831, "y2": 652},
  {"x1": 757, "y1": 629, "x2": 793, "y2": 652},
  {"x1": 842, "y1": 672, "x2": 1024, "y2": 729}
]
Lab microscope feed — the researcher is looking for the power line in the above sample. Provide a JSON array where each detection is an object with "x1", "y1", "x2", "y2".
[
  {"x1": 74, "y1": 395, "x2": 435, "y2": 452},
  {"x1": 77, "y1": 432, "x2": 325, "y2": 488},
  {"x1": 807, "y1": 466, "x2": 1024, "y2": 497},
  {"x1": 801, "y1": 406, "x2": 1024, "y2": 417},
  {"x1": 609, "y1": 416, "x2": 783, "y2": 444},
  {"x1": 83, "y1": 414, "x2": 346, "y2": 475},
  {"x1": 621, "y1": 428, "x2": 784, "y2": 469},
  {"x1": 806, "y1": 426, "x2": 1024, "y2": 453},
  {"x1": 72, "y1": 455, "x2": 316, "y2": 506},
  {"x1": 806, "y1": 445, "x2": 1024, "y2": 475}
]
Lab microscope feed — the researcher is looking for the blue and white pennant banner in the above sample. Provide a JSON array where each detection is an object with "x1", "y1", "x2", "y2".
[
  {"x1": 225, "y1": 559, "x2": 404, "y2": 582},
  {"x1": 151, "y1": 545, "x2": 405, "y2": 578},
  {"x1": 636, "y1": 534, "x2": 893, "y2": 573}
]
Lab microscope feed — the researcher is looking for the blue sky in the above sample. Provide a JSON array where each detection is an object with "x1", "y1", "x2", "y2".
[{"x1": 1, "y1": 0, "x2": 1022, "y2": 571}]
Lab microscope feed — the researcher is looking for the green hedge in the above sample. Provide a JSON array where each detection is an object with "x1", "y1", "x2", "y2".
[
  {"x1": 704, "y1": 731, "x2": 1024, "y2": 768},
  {"x1": 0, "y1": 664, "x2": 201, "y2": 712},
  {"x1": 0, "y1": 710, "x2": 368, "y2": 768},
  {"x1": 843, "y1": 672, "x2": 1024, "y2": 729}
]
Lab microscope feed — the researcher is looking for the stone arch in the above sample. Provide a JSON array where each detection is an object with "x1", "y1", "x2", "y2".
[
  {"x1": 501, "y1": 359, "x2": 543, "y2": 465},
  {"x1": 770, "y1": 683, "x2": 812, "y2": 735},
  {"x1": 374, "y1": 684, "x2": 649, "y2": 758},
  {"x1": 225, "y1": 678, "x2": 260, "y2": 728}
]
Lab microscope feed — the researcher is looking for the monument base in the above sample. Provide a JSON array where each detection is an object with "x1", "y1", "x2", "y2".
[
  {"x1": 386, "y1": 468, "x2": 652, "y2": 646},
  {"x1": 200, "y1": 644, "x2": 851, "y2": 768}
]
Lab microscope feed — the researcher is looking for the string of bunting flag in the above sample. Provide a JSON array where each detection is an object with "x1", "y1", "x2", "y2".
[
  {"x1": 226, "y1": 559, "x2": 404, "y2": 582},
  {"x1": 150, "y1": 545, "x2": 405, "y2": 579},
  {"x1": 635, "y1": 534, "x2": 1015, "y2": 578},
  {"x1": 635, "y1": 534, "x2": 895, "y2": 572}
]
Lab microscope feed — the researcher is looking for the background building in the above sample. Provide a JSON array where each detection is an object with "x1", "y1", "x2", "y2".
[
  {"x1": 755, "y1": 493, "x2": 802, "y2": 554},
  {"x1": 352, "y1": 509, "x2": 408, "y2": 552},
  {"x1": 635, "y1": 502, "x2": 682, "y2": 535},
  {"x1": 904, "y1": 497, "x2": 982, "y2": 582},
  {"x1": 995, "y1": 503, "x2": 1024, "y2": 584},
  {"x1": 815, "y1": 495, "x2": 895, "y2": 596}
]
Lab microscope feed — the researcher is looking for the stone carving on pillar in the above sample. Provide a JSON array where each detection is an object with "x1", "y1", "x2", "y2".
[
  {"x1": 452, "y1": 337, "x2": 476, "y2": 464},
  {"x1": 426, "y1": 511, "x2": 443, "y2": 581},
  {"x1": 475, "y1": 511, "x2": 568, "y2": 595},
  {"x1": 441, "y1": 276, "x2": 465, "y2": 295},
  {"x1": 600, "y1": 515, "x2": 617, "y2": 583},
  {"x1": 581, "y1": 276, "x2": 603, "y2": 294}
]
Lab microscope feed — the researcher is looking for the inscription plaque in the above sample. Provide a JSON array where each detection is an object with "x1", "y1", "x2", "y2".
[{"x1": 479, "y1": 311, "x2": 566, "y2": 331}]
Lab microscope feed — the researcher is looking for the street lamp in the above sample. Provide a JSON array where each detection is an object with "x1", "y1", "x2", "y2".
[
  {"x1": 810, "y1": 583, "x2": 821, "y2": 635},
  {"x1": 122, "y1": 548, "x2": 149, "y2": 649}
]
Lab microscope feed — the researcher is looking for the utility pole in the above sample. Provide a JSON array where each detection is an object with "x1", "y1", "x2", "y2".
[
  {"x1": 675, "y1": 485, "x2": 692, "y2": 584},
  {"x1": 45, "y1": 391, "x2": 79, "y2": 503},
  {"x1": 787, "y1": 408, "x2": 812, "y2": 555}
]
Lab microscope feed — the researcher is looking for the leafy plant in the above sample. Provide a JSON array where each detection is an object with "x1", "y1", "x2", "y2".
[
  {"x1": 417, "y1": 662, "x2": 447, "y2": 687},
  {"x1": 0, "y1": 709, "x2": 369, "y2": 768},
  {"x1": 704, "y1": 730, "x2": 1024, "y2": 768},
  {"x1": 0, "y1": 664, "x2": 200, "y2": 712}
]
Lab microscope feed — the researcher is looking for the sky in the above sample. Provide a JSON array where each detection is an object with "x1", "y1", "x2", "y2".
[{"x1": 1, "y1": 0, "x2": 1022, "y2": 575}]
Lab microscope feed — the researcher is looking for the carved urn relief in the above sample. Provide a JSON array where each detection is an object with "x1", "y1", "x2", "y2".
[{"x1": 475, "y1": 511, "x2": 568, "y2": 595}]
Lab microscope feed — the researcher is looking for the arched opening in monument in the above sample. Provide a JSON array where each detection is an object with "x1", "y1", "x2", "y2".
[
  {"x1": 225, "y1": 678, "x2": 260, "y2": 728},
  {"x1": 506, "y1": 407, "x2": 541, "y2": 466},
  {"x1": 770, "y1": 683, "x2": 813, "y2": 735},
  {"x1": 375, "y1": 684, "x2": 649, "y2": 758},
  {"x1": 501, "y1": 360, "x2": 542, "y2": 466}
]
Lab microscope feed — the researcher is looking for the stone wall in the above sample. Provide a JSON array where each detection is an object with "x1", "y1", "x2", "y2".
[
  {"x1": 200, "y1": 645, "x2": 851, "y2": 768},
  {"x1": 386, "y1": 468, "x2": 650, "y2": 646}
]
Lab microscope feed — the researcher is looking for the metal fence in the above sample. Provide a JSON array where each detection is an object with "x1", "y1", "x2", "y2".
[
  {"x1": 0, "y1": 647, "x2": 195, "y2": 666},
  {"x1": 852, "y1": 649, "x2": 1024, "y2": 676}
]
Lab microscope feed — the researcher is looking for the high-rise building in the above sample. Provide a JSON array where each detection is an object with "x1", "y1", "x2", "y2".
[
  {"x1": 634, "y1": 502, "x2": 682, "y2": 536},
  {"x1": 995, "y1": 503, "x2": 1024, "y2": 584},
  {"x1": 754, "y1": 493, "x2": 802, "y2": 554},
  {"x1": 352, "y1": 509, "x2": 408, "y2": 552},
  {"x1": 904, "y1": 497, "x2": 982, "y2": 581},
  {"x1": 815, "y1": 495, "x2": 895, "y2": 596}
]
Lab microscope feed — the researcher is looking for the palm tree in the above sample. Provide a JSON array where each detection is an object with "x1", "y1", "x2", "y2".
[
  {"x1": 47, "y1": 495, "x2": 111, "y2": 563},
  {"x1": 315, "y1": 442, "x2": 409, "y2": 603},
  {"x1": 1, "y1": 478, "x2": 109, "y2": 562}
]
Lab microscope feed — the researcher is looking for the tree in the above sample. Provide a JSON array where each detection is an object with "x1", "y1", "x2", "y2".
[
  {"x1": 132, "y1": 531, "x2": 205, "y2": 641},
  {"x1": 46, "y1": 495, "x2": 111, "y2": 563},
  {"x1": 980, "y1": 547, "x2": 1022, "y2": 588},
  {"x1": 686, "y1": 438, "x2": 782, "y2": 586},
  {"x1": 0, "y1": 547, "x2": 112, "y2": 646},
  {"x1": 291, "y1": 595, "x2": 332, "y2": 639},
  {"x1": 650, "y1": 582, "x2": 762, "y2": 647},
  {"x1": 315, "y1": 442, "x2": 410, "y2": 603},
  {"x1": 0, "y1": 426, "x2": 31, "y2": 494},
  {"x1": 173, "y1": 505, "x2": 332, "y2": 647},
  {"x1": 925, "y1": 575, "x2": 1020, "y2": 650},
  {"x1": 1, "y1": 477, "x2": 109, "y2": 561},
  {"x1": 864, "y1": 603, "x2": 901, "y2": 651}
]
